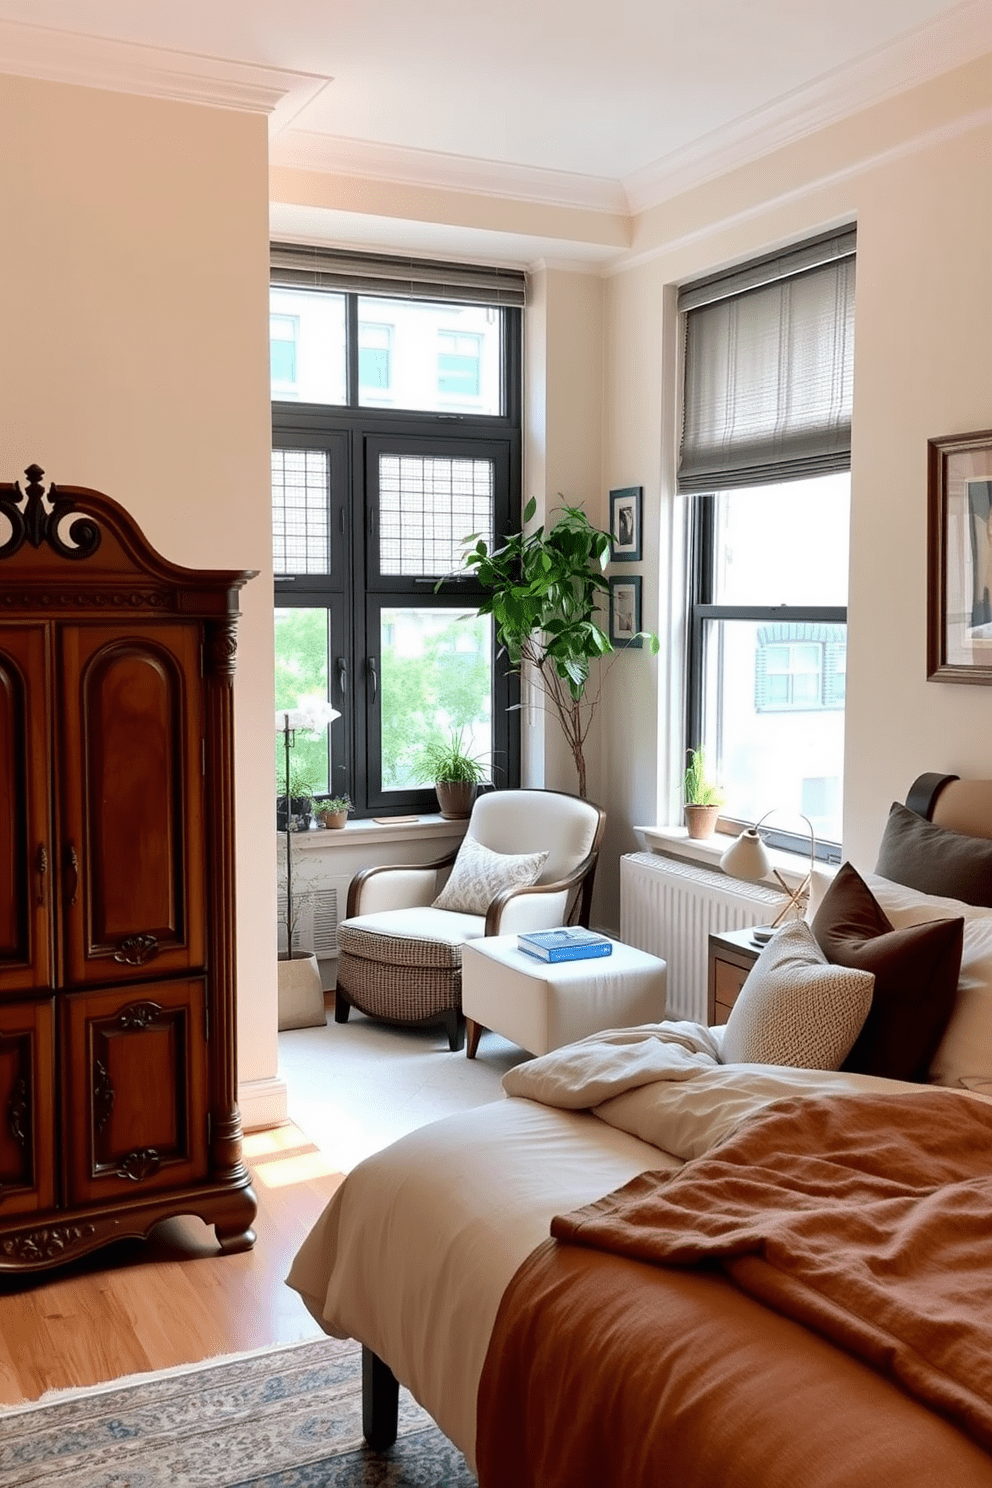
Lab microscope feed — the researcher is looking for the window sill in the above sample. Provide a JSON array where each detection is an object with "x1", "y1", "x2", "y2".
[
  {"x1": 279, "y1": 815, "x2": 469, "y2": 852},
  {"x1": 635, "y1": 824, "x2": 837, "y2": 895}
]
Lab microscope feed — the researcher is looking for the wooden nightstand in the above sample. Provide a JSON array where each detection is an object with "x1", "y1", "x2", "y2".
[{"x1": 707, "y1": 927, "x2": 763, "y2": 1024}]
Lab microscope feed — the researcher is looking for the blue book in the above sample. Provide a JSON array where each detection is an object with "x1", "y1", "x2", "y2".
[{"x1": 517, "y1": 928, "x2": 613, "y2": 963}]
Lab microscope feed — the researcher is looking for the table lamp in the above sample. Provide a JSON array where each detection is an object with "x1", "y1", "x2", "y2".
[{"x1": 719, "y1": 809, "x2": 816, "y2": 943}]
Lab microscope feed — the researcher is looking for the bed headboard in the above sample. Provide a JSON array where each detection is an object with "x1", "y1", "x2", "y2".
[{"x1": 905, "y1": 773, "x2": 992, "y2": 841}]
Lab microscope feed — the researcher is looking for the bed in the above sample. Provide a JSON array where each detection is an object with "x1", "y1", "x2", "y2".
[{"x1": 287, "y1": 773, "x2": 992, "y2": 1485}]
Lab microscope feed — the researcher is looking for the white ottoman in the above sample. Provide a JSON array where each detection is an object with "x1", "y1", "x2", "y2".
[{"x1": 462, "y1": 934, "x2": 667, "y2": 1058}]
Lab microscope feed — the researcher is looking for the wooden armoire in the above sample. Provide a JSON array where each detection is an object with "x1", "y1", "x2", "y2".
[{"x1": 0, "y1": 465, "x2": 258, "y2": 1271}]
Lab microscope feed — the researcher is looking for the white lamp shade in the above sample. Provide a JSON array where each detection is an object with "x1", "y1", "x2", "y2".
[
  {"x1": 719, "y1": 827, "x2": 772, "y2": 882},
  {"x1": 275, "y1": 700, "x2": 341, "y2": 733}
]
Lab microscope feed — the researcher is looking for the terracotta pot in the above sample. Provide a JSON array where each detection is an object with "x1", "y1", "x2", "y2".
[
  {"x1": 684, "y1": 803, "x2": 720, "y2": 840},
  {"x1": 317, "y1": 809, "x2": 349, "y2": 830},
  {"x1": 435, "y1": 780, "x2": 478, "y2": 820}
]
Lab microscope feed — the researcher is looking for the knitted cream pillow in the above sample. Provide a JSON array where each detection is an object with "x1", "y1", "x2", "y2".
[
  {"x1": 722, "y1": 919, "x2": 874, "y2": 1069},
  {"x1": 433, "y1": 836, "x2": 549, "y2": 916}
]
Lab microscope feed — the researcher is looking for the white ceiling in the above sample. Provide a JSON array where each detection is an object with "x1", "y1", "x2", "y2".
[{"x1": 1, "y1": 0, "x2": 990, "y2": 260}]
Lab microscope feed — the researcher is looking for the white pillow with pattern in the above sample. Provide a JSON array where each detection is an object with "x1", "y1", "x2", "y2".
[
  {"x1": 433, "y1": 835, "x2": 549, "y2": 916},
  {"x1": 722, "y1": 919, "x2": 874, "y2": 1069}
]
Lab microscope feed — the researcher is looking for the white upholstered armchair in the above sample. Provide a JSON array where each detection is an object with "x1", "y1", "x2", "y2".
[{"x1": 334, "y1": 789, "x2": 607, "y2": 1050}]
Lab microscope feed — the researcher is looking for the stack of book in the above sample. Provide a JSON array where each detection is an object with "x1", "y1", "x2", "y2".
[{"x1": 517, "y1": 927, "x2": 613, "y2": 963}]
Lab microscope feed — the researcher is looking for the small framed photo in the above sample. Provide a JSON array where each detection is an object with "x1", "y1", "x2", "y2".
[
  {"x1": 609, "y1": 575, "x2": 642, "y2": 648},
  {"x1": 927, "y1": 429, "x2": 992, "y2": 684},
  {"x1": 609, "y1": 486, "x2": 642, "y2": 562}
]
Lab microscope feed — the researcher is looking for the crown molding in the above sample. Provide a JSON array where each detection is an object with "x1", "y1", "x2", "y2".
[
  {"x1": 623, "y1": 0, "x2": 992, "y2": 213},
  {"x1": 606, "y1": 103, "x2": 992, "y2": 280},
  {"x1": 270, "y1": 130, "x2": 627, "y2": 215},
  {"x1": 0, "y1": 20, "x2": 331, "y2": 136}
]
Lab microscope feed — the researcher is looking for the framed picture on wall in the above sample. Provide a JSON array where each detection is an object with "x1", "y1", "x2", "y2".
[
  {"x1": 927, "y1": 429, "x2": 992, "y2": 684},
  {"x1": 609, "y1": 486, "x2": 642, "y2": 561},
  {"x1": 609, "y1": 575, "x2": 642, "y2": 648}
]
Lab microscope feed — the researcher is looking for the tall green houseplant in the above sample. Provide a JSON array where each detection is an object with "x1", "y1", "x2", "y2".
[{"x1": 460, "y1": 498, "x2": 657, "y2": 798}]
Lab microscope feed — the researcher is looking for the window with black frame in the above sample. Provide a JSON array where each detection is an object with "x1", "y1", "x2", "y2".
[
  {"x1": 679, "y1": 229, "x2": 856, "y2": 856},
  {"x1": 270, "y1": 246, "x2": 524, "y2": 818}
]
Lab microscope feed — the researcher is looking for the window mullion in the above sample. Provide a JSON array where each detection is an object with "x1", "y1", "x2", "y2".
[{"x1": 346, "y1": 295, "x2": 359, "y2": 407}]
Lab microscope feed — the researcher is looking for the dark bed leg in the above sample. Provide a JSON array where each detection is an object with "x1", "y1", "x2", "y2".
[
  {"x1": 362, "y1": 1345, "x2": 399, "y2": 1450},
  {"x1": 334, "y1": 988, "x2": 351, "y2": 1024}
]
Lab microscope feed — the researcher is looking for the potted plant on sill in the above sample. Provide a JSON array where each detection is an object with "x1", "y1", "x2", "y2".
[
  {"x1": 315, "y1": 795, "x2": 352, "y2": 830},
  {"x1": 416, "y1": 732, "x2": 489, "y2": 819},
  {"x1": 682, "y1": 746, "x2": 723, "y2": 840}
]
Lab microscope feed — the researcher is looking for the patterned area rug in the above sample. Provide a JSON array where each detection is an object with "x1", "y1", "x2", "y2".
[{"x1": 1, "y1": 1336, "x2": 476, "y2": 1487}]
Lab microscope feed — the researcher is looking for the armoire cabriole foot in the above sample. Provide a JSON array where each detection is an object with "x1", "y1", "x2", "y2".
[{"x1": 0, "y1": 465, "x2": 258, "y2": 1273}]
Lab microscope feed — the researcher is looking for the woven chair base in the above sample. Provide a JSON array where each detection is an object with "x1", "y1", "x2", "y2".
[{"x1": 335, "y1": 948, "x2": 465, "y2": 1051}]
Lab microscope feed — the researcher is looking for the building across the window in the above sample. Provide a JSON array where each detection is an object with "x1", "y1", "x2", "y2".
[
  {"x1": 755, "y1": 624, "x2": 846, "y2": 712},
  {"x1": 269, "y1": 244, "x2": 524, "y2": 819},
  {"x1": 358, "y1": 322, "x2": 392, "y2": 393},
  {"x1": 679, "y1": 229, "x2": 855, "y2": 851}
]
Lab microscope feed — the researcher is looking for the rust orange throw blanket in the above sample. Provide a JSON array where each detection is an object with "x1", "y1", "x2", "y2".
[
  {"x1": 477, "y1": 1091, "x2": 992, "y2": 1488},
  {"x1": 557, "y1": 1090, "x2": 992, "y2": 1446}
]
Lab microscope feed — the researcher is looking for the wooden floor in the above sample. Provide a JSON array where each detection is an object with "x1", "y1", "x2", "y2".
[{"x1": 0, "y1": 1124, "x2": 344, "y2": 1406}]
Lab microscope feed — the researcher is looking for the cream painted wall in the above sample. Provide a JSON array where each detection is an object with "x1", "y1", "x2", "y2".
[
  {"x1": 596, "y1": 51, "x2": 992, "y2": 922},
  {"x1": 844, "y1": 117, "x2": 992, "y2": 864},
  {"x1": 596, "y1": 261, "x2": 669, "y2": 931},
  {"x1": 0, "y1": 75, "x2": 282, "y2": 1126},
  {"x1": 523, "y1": 266, "x2": 605, "y2": 802}
]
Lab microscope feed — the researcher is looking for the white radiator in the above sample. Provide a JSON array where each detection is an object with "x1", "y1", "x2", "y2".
[{"x1": 620, "y1": 852, "x2": 788, "y2": 1022}]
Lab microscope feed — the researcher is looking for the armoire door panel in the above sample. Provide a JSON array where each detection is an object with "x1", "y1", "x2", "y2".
[
  {"x1": 59, "y1": 625, "x2": 206, "y2": 986},
  {"x1": 0, "y1": 1000, "x2": 56, "y2": 1217},
  {"x1": 0, "y1": 626, "x2": 52, "y2": 995},
  {"x1": 63, "y1": 979, "x2": 208, "y2": 1206}
]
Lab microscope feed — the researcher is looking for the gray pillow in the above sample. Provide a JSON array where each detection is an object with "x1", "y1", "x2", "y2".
[
  {"x1": 433, "y1": 835, "x2": 549, "y2": 915},
  {"x1": 874, "y1": 801, "x2": 992, "y2": 908},
  {"x1": 721, "y1": 919, "x2": 874, "y2": 1069}
]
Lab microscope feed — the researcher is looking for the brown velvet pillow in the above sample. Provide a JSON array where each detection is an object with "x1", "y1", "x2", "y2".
[
  {"x1": 811, "y1": 861, "x2": 964, "y2": 1082},
  {"x1": 874, "y1": 800, "x2": 992, "y2": 907}
]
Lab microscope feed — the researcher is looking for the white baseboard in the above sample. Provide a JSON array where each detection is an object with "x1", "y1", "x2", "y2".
[{"x1": 238, "y1": 1074, "x2": 289, "y2": 1132}]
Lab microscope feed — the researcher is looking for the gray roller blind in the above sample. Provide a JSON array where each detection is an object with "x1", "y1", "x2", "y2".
[
  {"x1": 678, "y1": 229, "x2": 856, "y2": 493},
  {"x1": 270, "y1": 242, "x2": 526, "y2": 308}
]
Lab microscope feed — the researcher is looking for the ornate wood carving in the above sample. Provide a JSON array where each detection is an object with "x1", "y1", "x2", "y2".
[
  {"x1": 0, "y1": 466, "x2": 102, "y2": 562},
  {"x1": 7, "y1": 1076, "x2": 28, "y2": 1148},
  {"x1": 115, "y1": 1148, "x2": 162, "y2": 1183},
  {"x1": 1, "y1": 1224, "x2": 96, "y2": 1263},
  {"x1": 204, "y1": 618, "x2": 238, "y2": 680},
  {"x1": 0, "y1": 589, "x2": 170, "y2": 609},
  {"x1": 113, "y1": 935, "x2": 160, "y2": 967},
  {"x1": 115, "y1": 1000, "x2": 165, "y2": 1029},
  {"x1": 93, "y1": 1059, "x2": 114, "y2": 1134}
]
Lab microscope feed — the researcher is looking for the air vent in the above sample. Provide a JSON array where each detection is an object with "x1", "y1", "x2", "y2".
[
  {"x1": 278, "y1": 874, "x2": 351, "y2": 959},
  {"x1": 311, "y1": 887, "x2": 340, "y2": 957}
]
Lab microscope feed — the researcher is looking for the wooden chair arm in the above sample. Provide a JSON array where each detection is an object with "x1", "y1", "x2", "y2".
[
  {"x1": 347, "y1": 849, "x2": 459, "y2": 918},
  {"x1": 483, "y1": 850, "x2": 601, "y2": 936}
]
